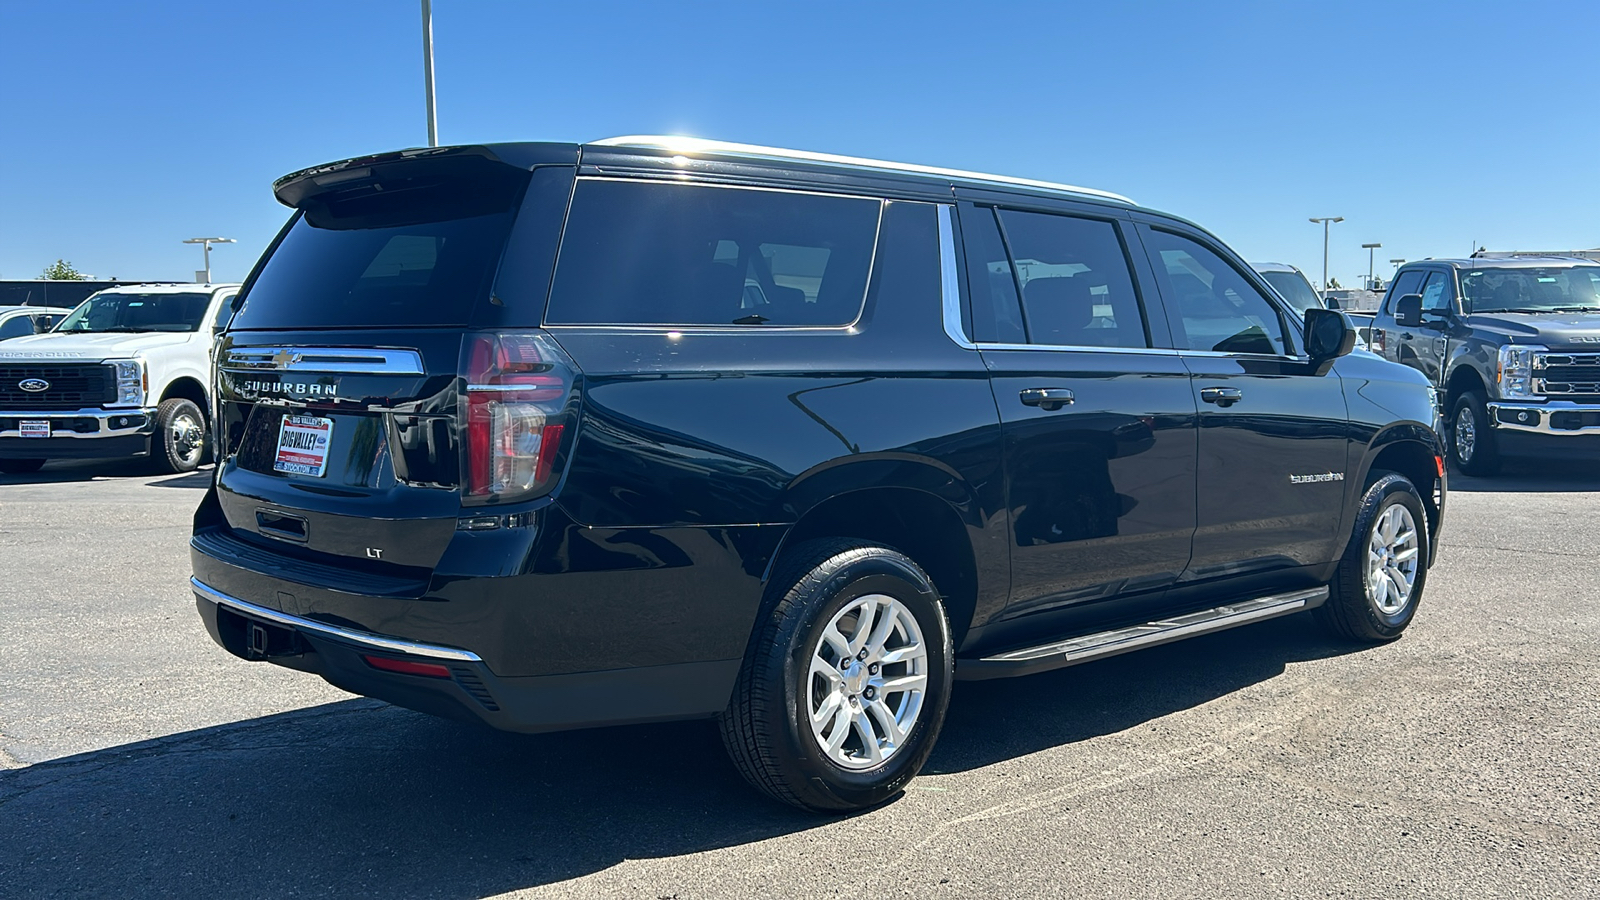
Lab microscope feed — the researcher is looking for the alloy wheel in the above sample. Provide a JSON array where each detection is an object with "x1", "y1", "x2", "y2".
[
  {"x1": 1454, "y1": 406, "x2": 1476, "y2": 464},
  {"x1": 806, "y1": 593, "x2": 928, "y2": 770},
  {"x1": 170, "y1": 412, "x2": 205, "y2": 466},
  {"x1": 1366, "y1": 503, "x2": 1420, "y2": 615}
]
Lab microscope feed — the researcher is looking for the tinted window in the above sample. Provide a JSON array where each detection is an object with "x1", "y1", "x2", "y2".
[
  {"x1": 959, "y1": 205, "x2": 1025, "y2": 343},
  {"x1": 998, "y1": 210, "x2": 1147, "y2": 348},
  {"x1": 0, "y1": 315, "x2": 32, "y2": 339},
  {"x1": 1383, "y1": 269, "x2": 1427, "y2": 313},
  {"x1": 1259, "y1": 269, "x2": 1322, "y2": 314},
  {"x1": 546, "y1": 180, "x2": 881, "y2": 326},
  {"x1": 1145, "y1": 230, "x2": 1290, "y2": 355},
  {"x1": 231, "y1": 164, "x2": 530, "y2": 330}
]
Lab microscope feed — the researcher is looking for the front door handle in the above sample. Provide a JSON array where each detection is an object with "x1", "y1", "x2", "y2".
[
  {"x1": 1200, "y1": 386, "x2": 1243, "y2": 407},
  {"x1": 1019, "y1": 387, "x2": 1075, "y2": 411}
]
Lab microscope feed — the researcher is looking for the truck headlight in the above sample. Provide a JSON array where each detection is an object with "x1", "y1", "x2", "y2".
[
  {"x1": 110, "y1": 359, "x2": 147, "y2": 407},
  {"x1": 1498, "y1": 344, "x2": 1545, "y2": 400}
]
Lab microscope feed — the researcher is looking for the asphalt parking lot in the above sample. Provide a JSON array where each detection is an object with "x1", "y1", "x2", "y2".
[{"x1": 1, "y1": 459, "x2": 1597, "y2": 899}]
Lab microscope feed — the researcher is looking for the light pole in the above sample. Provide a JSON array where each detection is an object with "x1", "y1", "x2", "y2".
[
  {"x1": 183, "y1": 237, "x2": 235, "y2": 283},
  {"x1": 421, "y1": 0, "x2": 438, "y2": 147},
  {"x1": 1309, "y1": 217, "x2": 1344, "y2": 292},
  {"x1": 1390, "y1": 258, "x2": 1405, "y2": 272},
  {"x1": 1362, "y1": 242, "x2": 1382, "y2": 290}
]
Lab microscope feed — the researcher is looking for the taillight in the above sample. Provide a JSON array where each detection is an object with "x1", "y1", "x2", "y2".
[{"x1": 461, "y1": 332, "x2": 578, "y2": 505}]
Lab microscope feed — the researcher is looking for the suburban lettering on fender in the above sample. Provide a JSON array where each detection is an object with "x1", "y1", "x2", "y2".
[{"x1": 1289, "y1": 472, "x2": 1345, "y2": 484}]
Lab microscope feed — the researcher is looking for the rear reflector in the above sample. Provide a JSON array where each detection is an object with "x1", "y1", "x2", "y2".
[{"x1": 363, "y1": 655, "x2": 453, "y2": 679}]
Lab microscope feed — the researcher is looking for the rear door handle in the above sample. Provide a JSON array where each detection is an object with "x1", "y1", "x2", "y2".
[
  {"x1": 1019, "y1": 387, "x2": 1074, "y2": 411},
  {"x1": 1200, "y1": 386, "x2": 1243, "y2": 407}
]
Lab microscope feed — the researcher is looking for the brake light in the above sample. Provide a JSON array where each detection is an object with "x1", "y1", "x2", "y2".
[{"x1": 461, "y1": 332, "x2": 578, "y2": 504}]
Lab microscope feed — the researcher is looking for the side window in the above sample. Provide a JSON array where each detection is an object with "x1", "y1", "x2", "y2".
[
  {"x1": 1144, "y1": 229, "x2": 1291, "y2": 355},
  {"x1": 958, "y1": 205, "x2": 1025, "y2": 343},
  {"x1": 546, "y1": 180, "x2": 881, "y2": 327},
  {"x1": 997, "y1": 210, "x2": 1148, "y2": 348},
  {"x1": 207, "y1": 293, "x2": 237, "y2": 333},
  {"x1": 0, "y1": 316, "x2": 32, "y2": 340},
  {"x1": 1418, "y1": 272, "x2": 1455, "y2": 315},
  {"x1": 1383, "y1": 270, "x2": 1427, "y2": 314}
]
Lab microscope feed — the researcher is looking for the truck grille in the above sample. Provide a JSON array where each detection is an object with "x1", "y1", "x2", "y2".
[
  {"x1": 0, "y1": 364, "x2": 116, "y2": 410},
  {"x1": 1537, "y1": 352, "x2": 1600, "y2": 397}
]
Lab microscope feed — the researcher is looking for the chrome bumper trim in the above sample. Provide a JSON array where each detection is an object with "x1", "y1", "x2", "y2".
[
  {"x1": 191, "y1": 576, "x2": 483, "y2": 663},
  {"x1": 1487, "y1": 401, "x2": 1600, "y2": 435},
  {"x1": 0, "y1": 406, "x2": 157, "y2": 437}
]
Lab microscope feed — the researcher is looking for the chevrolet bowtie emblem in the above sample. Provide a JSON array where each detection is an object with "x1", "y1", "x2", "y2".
[{"x1": 271, "y1": 349, "x2": 302, "y2": 368}]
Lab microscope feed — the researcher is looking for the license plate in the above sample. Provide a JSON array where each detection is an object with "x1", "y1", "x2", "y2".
[
  {"x1": 273, "y1": 415, "x2": 334, "y2": 477},
  {"x1": 19, "y1": 419, "x2": 49, "y2": 439}
]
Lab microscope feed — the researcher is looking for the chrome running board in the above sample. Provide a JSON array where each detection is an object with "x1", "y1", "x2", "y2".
[{"x1": 955, "y1": 587, "x2": 1328, "y2": 681}]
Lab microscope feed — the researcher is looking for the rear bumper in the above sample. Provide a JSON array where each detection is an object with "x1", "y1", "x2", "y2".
[{"x1": 193, "y1": 576, "x2": 741, "y2": 733}]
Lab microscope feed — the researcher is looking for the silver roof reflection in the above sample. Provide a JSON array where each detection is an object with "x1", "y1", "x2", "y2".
[{"x1": 590, "y1": 135, "x2": 1135, "y2": 206}]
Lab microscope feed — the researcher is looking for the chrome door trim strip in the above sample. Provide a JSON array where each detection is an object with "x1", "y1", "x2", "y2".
[{"x1": 937, "y1": 205, "x2": 977, "y2": 350}]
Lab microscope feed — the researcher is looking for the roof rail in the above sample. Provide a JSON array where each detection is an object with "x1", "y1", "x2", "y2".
[{"x1": 589, "y1": 135, "x2": 1136, "y2": 205}]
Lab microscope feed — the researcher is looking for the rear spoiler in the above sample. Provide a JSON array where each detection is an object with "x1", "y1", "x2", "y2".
[{"x1": 272, "y1": 145, "x2": 511, "y2": 210}]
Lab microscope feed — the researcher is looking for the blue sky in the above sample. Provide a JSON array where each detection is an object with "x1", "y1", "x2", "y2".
[{"x1": 1, "y1": 0, "x2": 1593, "y2": 288}]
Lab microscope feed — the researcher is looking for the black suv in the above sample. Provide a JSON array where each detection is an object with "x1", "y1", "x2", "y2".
[
  {"x1": 1370, "y1": 257, "x2": 1600, "y2": 474},
  {"x1": 192, "y1": 137, "x2": 1445, "y2": 812}
]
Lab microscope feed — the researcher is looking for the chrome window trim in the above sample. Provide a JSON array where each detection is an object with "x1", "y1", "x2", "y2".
[
  {"x1": 220, "y1": 347, "x2": 425, "y2": 375},
  {"x1": 590, "y1": 135, "x2": 1136, "y2": 206},
  {"x1": 191, "y1": 577, "x2": 483, "y2": 663},
  {"x1": 973, "y1": 342, "x2": 1183, "y2": 357},
  {"x1": 937, "y1": 205, "x2": 976, "y2": 350}
]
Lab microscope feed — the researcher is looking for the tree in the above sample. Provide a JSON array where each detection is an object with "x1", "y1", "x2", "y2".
[
  {"x1": 1327, "y1": 276, "x2": 1343, "y2": 290},
  {"x1": 40, "y1": 259, "x2": 89, "y2": 280}
]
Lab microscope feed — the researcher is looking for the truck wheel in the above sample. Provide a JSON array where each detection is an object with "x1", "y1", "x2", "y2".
[
  {"x1": 0, "y1": 459, "x2": 45, "y2": 474},
  {"x1": 719, "y1": 539, "x2": 953, "y2": 812},
  {"x1": 1450, "y1": 391, "x2": 1500, "y2": 475},
  {"x1": 153, "y1": 398, "x2": 208, "y2": 474},
  {"x1": 1316, "y1": 471, "x2": 1430, "y2": 642}
]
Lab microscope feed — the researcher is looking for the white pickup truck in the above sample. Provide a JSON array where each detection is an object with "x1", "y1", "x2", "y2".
[{"x1": 0, "y1": 282, "x2": 239, "y2": 474}]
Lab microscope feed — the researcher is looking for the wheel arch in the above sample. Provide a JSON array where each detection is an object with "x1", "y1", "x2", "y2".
[
  {"x1": 1356, "y1": 424, "x2": 1443, "y2": 566},
  {"x1": 159, "y1": 376, "x2": 209, "y2": 411},
  {"x1": 769, "y1": 462, "x2": 985, "y2": 649},
  {"x1": 1443, "y1": 362, "x2": 1489, "y2": 409}
]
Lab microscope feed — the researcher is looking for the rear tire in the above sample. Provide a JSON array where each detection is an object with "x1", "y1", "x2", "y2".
[
  {"x1": 1316, "y1": 471, "x2": 1430, "y2": 642},
  {"x1": 1449, "y1": 391, "x2": 1500, "y2": 476},
  {"x1": 152, "y1": 398, "x2": 207, "y2": 474},
  {"x1": 0, "y1": 459, "x2": 45, "y2": 474},
  {"x1": 719, "y1": 539, "x2": 953, "y2": 812}
]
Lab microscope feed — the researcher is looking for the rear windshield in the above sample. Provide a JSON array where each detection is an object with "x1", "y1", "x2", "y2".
[
  {"x1": 545, "y1": 180, "x2": 881, "y2": 327},
  {"x1": 231, "y1": 166, "x2": 529, "y2": 330}
]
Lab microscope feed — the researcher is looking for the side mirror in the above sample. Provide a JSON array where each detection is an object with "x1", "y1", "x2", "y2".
[
  {"x1": 1304, "y1": 308, "x2": 1356, "y2": 361},
  {"x1": 1394, "y1": 293, "x2": 1424, "y2": 328}
]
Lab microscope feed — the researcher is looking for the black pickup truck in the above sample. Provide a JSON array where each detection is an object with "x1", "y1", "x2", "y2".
[
  {"x1": 190, "y1": 137, "x2": 1445, "y2": 811},
  {"x1": 1370, "y1": 257, "x2": 1600, "y2": 474}
]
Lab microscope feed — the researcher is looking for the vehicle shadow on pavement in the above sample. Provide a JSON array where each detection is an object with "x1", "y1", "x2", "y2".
[
  {"x1": 0, "y1": 613, "x2": 1359, "y2": 898},
  {"x1": 1448, "y1": 459, "x2": 1600, "y2": 494},
  {"x1": 0, "y1": 460, "x2": 213, "y2": 487}
]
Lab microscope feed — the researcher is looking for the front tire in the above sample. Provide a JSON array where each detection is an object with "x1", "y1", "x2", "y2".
[
  {"x1": 152, "y1": 398, "x2": 207, "y2": 474},
  {"x1": 1450, "y1": 391, "x2": 1500, "y2": 475},
  {"x1": 1316, "y1": 471, "x2": 1430, "y2": 642},
  {"x1": 0, "y1": 459, "x2": 45, "y2": 474},
  {"x1": 719, "y1": 539, "x2": 953, "y2": 812}
]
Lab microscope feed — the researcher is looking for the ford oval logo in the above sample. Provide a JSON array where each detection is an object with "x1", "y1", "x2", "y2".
[{"x1": 18, "y1": 378, "x2": 49, "y2": 392}]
